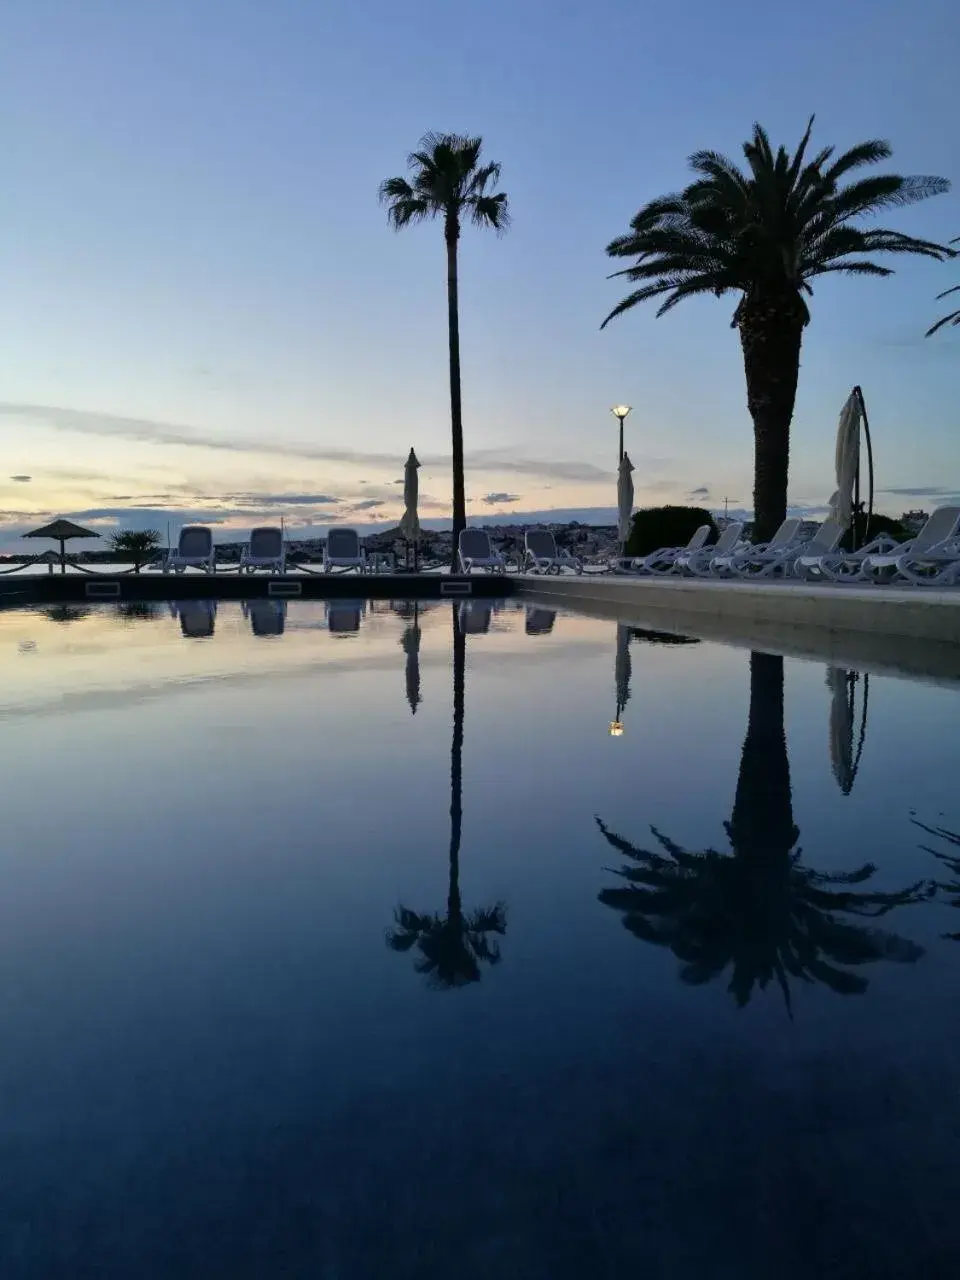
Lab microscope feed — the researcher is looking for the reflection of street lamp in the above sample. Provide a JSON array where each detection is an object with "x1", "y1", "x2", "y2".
[
  {"x1": 609, "y1": 720, "x2": 624, "y2": 737},
  {"x1": 611, "y1": 405, "x2": 632, "y2": 463}
]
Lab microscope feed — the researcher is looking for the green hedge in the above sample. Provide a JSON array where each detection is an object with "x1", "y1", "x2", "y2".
[
  {"x1": 839, "y1": 512, "x2": 910, "y2": 552},
  {"x1": 625, "y1": 506, "x2": 719, "y2": 557}
]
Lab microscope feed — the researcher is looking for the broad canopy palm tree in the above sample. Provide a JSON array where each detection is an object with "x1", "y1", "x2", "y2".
[
  {"x1": 596, "y1": 653, "x2": 933, "y2": 1013},
  {"x1": 380, "y1": 134, "x2": 509, "y2": 568},
  {"x1": 602, "y1": 120, "x2": 950, "y2": 541},
  {"x1": 926, "y1": 237, "x2": 960, "y2": 336},
  {"x1": 387, "y1": 606, "x2": 506, "y2": 987}
]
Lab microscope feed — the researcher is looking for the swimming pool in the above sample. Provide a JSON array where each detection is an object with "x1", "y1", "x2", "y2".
[{"x1": 1, "y1": 599, "x2": 958, "y2": 1278}]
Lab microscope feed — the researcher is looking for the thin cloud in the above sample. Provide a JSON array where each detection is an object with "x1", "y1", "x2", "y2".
[
  {"x1": 878, "y1": 485, "x2": 959, "y2": 498},
  {"x1": 482, "y1": 492, "x2": 520, "y2": 505},
  {"x1": 351, "y1": 498, "x2": 385, "y2": 510},
  {"x1": 689, "y1": 485, "x2": 710, "y2": 498},
  {"x1": 9, "y1": 475, "x2": 32, "y2": 482},
  {"x1": 0, "y1": 402, "x2": 612, "y2": 484}
]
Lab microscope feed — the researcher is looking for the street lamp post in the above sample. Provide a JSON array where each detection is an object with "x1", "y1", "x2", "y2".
[{"x1": 611, "y1": 405, "x2": 632, "y2": 463}]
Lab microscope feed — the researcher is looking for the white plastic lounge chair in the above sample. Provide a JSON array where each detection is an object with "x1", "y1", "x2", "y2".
[
  {"x1": 676, "y1": 522, "x2": 744, "y2": 576},
  {"x1": 323, "y1": 528, "x2": 366, "y2": 574},
  {"x1": 523, "y1": 530, "x2": 582, "y2": 575},
  {"x1": 163, "y1": 526, "x2": 215, "y2": 574},
  {"x1": 730, "y1": 517, "x2": 838, "y2": 579},
  {"x1": 458, "y1": 528, "x2": 506, "y2": 575},
  {"x1": 610, "y1": 525, "x2": 712, "y2": 575},
  {"x1": 240, "y1": 526, "x2": 285, "y2": 574},
  {"x1": 795, "y1": 528, "x2": 902, "y2": 582},
  {"x1": 860, "y1": 507, "x2": 960, "y2": 586},
  {"x1": 711, "y1": 517, "x2": 804, "y2": 578}
]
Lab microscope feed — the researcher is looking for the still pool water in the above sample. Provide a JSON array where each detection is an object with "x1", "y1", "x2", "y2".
[{"x1": 1, "y1": 598, "x2": 959, "y2": 1278}]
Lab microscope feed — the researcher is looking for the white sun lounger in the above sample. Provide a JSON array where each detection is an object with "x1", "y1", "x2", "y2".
[
  {"x1": 676, "y1": 522, "x2": 745, "y2": 576},
  {"x1": 458, "y1": 528, "x2": 506, "y2": 574},
  {"x1": 860, "y1": 506, "x2": 960, "y2": 586},
  {"x1": 711, "y1": 517, "x2": 804, "y2": 577},
  {"x1": 324, "y1": 528, "x2": 367, "y2": 574},
  {"x1": 163, "y1": 526, "x2": 215, "y2": 574},
  {"x1": 523, "y1": 530, "x2": 582, "y2": 575},
  {"x1": 611, "y1": 525, "x2": 712, "y2": 575},
  {"x1": 240, "y1": 526, "x2": 286, "y2": 574}
]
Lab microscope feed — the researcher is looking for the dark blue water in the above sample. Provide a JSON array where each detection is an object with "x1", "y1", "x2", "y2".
[{"x1": 1, "y1": 598, "x2": 959, "y2": 1278}]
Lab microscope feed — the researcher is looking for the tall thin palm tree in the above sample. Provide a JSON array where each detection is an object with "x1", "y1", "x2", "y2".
[
  {"x1": 387, "y1": 606, "x2": 506, "y2": 987},
  {"x1": 601, "y1": 120, "x2": 950, "y2": 541},
  {"x1": 596, "y1": 653, "x2": 933, "y2": 1013},
  {"x1": 380, "y1": 134, "x2": 509, "y2": 568}
]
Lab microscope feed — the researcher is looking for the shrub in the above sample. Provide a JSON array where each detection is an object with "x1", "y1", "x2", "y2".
[
  {"x1": 839, "y1": 512, "x2": 909, "y2": 552},
  {"x1": 625, "y1": 506, "x2": 718, "y2": 558}
]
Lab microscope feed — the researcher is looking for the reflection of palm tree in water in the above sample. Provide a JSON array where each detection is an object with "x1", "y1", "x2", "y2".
[
  {"x1": 597, "y1": 652, "x2": 931, "y2": 1013},
  {"x1": 912, "y1": 816, "x2": 960, "y2": 940},
  {"x1": 387, "y1": 606, "x2": 506, "y2": 986}
]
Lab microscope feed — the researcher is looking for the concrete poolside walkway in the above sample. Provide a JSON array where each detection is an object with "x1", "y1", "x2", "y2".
[{"x1": 516, "y1": 573, "x2": 960, "y2": 687}]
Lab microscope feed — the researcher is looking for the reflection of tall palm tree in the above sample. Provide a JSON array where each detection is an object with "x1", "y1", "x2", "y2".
[
  {"x1": 387, "y1": 607, "x2": 506, "y2": 987},
  {"x1": 597, "y1": 653, "x2": 931, "y2": 1012},
  {"x1": 912, "y1": 817, "x2": 960, "y2": 940}
]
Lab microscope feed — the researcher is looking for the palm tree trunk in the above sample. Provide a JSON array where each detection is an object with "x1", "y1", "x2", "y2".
[
  {"x1": 445, "y1": 217, "x2": 466, "y2": 571},
  {"x1": 447, "y1": 604, "x2": 465, "y2": 922},
  {"x1": 738, "y1": 296, "x2": 806, "y2": 544},
  {"x1": 727, "y1": 652, "x2": 798, "y2": 861}
]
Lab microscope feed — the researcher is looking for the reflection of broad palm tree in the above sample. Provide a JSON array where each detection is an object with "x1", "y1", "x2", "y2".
[
  {"x1": 597, "y1": 652, "x2": 931, "y2": 1012},
  {"x1": 387, "y1": 607, "x2": 506, "y2": 987},
  {"x1": 912, "y1": 817, "x2": 960, "y2": 940}
]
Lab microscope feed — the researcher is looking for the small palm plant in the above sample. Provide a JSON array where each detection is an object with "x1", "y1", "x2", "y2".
[
  {"x1": 109, "y1": 529, "x2": 163, "y2": 573},
  {"x1": 387, "y1": 607, "x2": 506, "y2": 987},
  {"x1": 602, "y1": 120, "x2": 950, "y2": 541},
  {"x1": 380, "y1": 134, "x2": 509, "y2": 568}
]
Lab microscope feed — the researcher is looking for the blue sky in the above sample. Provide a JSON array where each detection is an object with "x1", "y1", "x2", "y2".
[{"x1": 0, "y1": 0, "x2": 957, "y2": 547}]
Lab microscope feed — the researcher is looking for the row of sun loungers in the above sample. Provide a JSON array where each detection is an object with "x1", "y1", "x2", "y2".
[
  {"x1": 611, "y1": 507, "x2": 960, "y2": 586},
  {"x1": 152, "y1": 510, "x2": 960, "y2": 586}
]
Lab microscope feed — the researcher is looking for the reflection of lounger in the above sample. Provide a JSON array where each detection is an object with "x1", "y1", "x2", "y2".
[
  {"x1": 175, "y1": 599, "x2": 217, "y2": 638},
  {"x1": 458, "y1": 601, "x2": 492, "y2": 635},
  {"x1": 245, "y1": 598, "x2": 286, "y2": 636},
  {"x1": 327, "y1": 600, "x2": 365, "y2": 634},
  {"x1": 525, "y1": 607, "x2": 556, "y2": 636}
]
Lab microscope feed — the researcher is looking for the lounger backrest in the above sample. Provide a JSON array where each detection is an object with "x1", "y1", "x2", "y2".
[
  {"x1": 526, "y1": 530, "x2": 557, "y2": 559},
  {"x1": 250, "y1": 526, "x2": 283, "y2": 558},
  {"x1": 806, "y1": 517, "x2": 844, "y2": 555},
  {"x1": 525, "y1": 608, "x2": 556, "y2": 635},
  {"x1": 327, "y1": 601, "x2": 363, "y2": 633},
  {"x1": 178, "y1": 525, "x2": 212, "y2": 557},
  {"x1": 685, "y1": 525, "x2": 712, "y2": 552},
  {"x1": 459, "y1": 601, "x2": 492, "y2": 634},
  {"x1": 459, "y1": 528, "x2": 492, "y2": 560},
  {"x1": 327, "y1": 527, "x2": 360, "y2": 558},
  {"x1": 768, "y1": 517, "x2": 803, "y2": 549},
  {"x1": 914, "y1": 506, "x2": 960, "y2": 552},
  {"x1": 713, "y1": 521, "x2": 744, "y2": 554}
]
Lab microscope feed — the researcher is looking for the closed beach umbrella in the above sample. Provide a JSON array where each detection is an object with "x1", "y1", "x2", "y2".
[
  {"x1": 617, "y1": 452, "x2": 635, "y2": 547},
  {"x1": 399, "y1": 448, "x2": 421, "y2": 545},
  {"x1": 23, "y1": 518, "x2": 100, "y2": 574},
  {"x1": 826, "y1": 665, "x2": 869, "y2": 796},
  {"x1": 610, "y1": 623, "x2": 632, "y2": 735},
  {"x1": 828, "y1": 391, "x2": 861, "y2": 531}
]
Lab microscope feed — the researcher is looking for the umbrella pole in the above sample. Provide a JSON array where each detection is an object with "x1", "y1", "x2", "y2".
[{"x1": 60, "y1": 537, "x2": 66, "y2": 574}]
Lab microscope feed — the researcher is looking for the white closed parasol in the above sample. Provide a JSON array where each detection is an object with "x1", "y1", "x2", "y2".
[
  {"x1": 617, "y1": 452, "x2": 635, "y2": 548},
  {"x1": 399, "y1": 448, "x2": 421, "y2": 544},
  {"x1": 828, "y1": 390, "x2": 862, "y2": 531}
]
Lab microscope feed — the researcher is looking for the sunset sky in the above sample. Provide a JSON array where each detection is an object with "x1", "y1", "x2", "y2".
[{"x1": 1, "y1": 0, "x2": 957, "y2": 550}]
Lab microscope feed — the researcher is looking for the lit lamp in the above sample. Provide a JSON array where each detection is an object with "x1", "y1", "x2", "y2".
[
  {"x1": 611, "y1": 404, "x2": 632, "y2": 463},
  {"x1": 609, "y1": 720, "x2": 624, "y2": 737}
]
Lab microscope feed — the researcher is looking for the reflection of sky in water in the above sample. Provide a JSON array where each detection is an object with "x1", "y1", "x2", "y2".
[{"x1": 0, "y1": 600, "x2": 959, "y2": 1278}]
